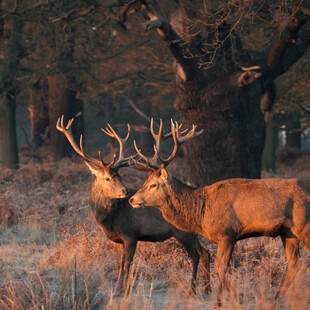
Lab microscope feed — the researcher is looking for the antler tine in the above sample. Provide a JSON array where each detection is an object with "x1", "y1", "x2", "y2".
[
  {"x1": 65, "y1": 118, "x2": 74, "y2": 130},
  {"x1": 101, "y1": 123, "x2": 132, "y2": 169},
  {"x1": 150, "y1": 118, "x2": 163, "y2": 153},
  {"x1": 163, "y1": 122, "x2": 188, "y2": 139},
  {"x1": 107, "y1": 153, "x2": 117, "y2": 168},
  {"x1": 98, "y1": 151, "x2": 108, "y2": 167},
  {"x1": 124, "y1": 123, "x2": 131, "y2": 142},
  {"x1": 133, "y1": 140, "x2": 150, "y2": 163},
  {"x1": 101, "y1": 126, "x2": 114, "y2": 138},
  {"x1": 79, "y1": 135, "x2": 89, "y2": 159},
  {"x1": 154, "y1": 119, "x2": 203, "y2": 168},
  {"x1": 133, "y1": 140, "x2": 161, "y2": 170},
  {"x1": 154, "y1": 120, "x2": 179, "y2": 167},
  {"x1": 131, "y1": 117, "x2": 202, "y2": 171},
  {"x1": 78, "y1": 136, "x2": 109, "y2": 167},
  {"x1": 129, "y1": 155, "x2": 156, "y2": 172},
  {"x1": 149, "y1": 118, "x2": 178, "y2": 166},
  {"x1": 174, "y1": 120, "x2": 203, "y2": 143},
  {"x1": 149, "y1": 117, "x2": 187, "y2": 148},
  {"x1": 56, "y1": 115, "x2": 105, "y2": 168}
]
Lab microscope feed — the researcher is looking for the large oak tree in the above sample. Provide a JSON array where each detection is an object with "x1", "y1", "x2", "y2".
[{"x1": 131, "y1": 0, "x2": 310, "y2": 186}]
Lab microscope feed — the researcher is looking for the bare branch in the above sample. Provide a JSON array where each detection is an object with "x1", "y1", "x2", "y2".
[
  {"x1": 92, "y1": 0, "x2": 132, "y2": 9},
  {"x1": 292, "y1": 101, "x2": 310, "y2": 115},
  {"x1": 140, "y1": 0, "x2": 199, "y2": 80},
  {"x1": 0, "y1": 0, "x2": 18, "y2": 19},
  {"x1": 262, "y1": 6, "x2": 310, "y2": 87},
  {"x1": 128, "y1": 100, "x2": 152, "y2": 123}
]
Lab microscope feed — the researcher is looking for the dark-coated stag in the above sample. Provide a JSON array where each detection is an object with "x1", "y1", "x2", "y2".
[
  {"x1": 56, "y1": 116, "x2": 211, "y2": 295},
  {"x1": 129, "y1": 119, "x2": 310, "y2": 307}
]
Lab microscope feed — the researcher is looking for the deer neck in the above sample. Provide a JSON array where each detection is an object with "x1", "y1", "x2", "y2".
[
  {"x1": 160, "y1": 177, "x2": 204, "y2": 234},
  {"x1": 90, "y1": 181, "x2": 118, "y2": 224}
]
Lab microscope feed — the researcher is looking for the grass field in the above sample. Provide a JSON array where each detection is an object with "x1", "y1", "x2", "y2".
[{"x1": 0, "y1": 146, "x2": 310, "y2": 309}]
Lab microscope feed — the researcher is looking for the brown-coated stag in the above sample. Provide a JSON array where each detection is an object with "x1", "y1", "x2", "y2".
[
  {"x1": 129, "y1": 119, "x2": 310, "y2": 306},
  {"x1": 56, "y1": 116, "x2": 211, "y2": 295}
]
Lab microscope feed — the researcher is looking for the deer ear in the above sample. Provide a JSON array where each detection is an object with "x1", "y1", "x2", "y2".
[
  {"x1": 85, "y1": 161, "x2": 101, "y2": 176},
  {"x1": 160, "y1": 167, "x2": 170, "y2": 181}
]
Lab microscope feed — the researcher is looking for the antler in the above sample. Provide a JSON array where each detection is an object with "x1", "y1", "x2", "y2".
[
  {"x1": 56, "y1": 115, "x2": 110, "y2": 168},
  {"x1": 133, "y1": 118, "x2": 165, "y2": 169},
  {"x1": 131, "y1": 118, "x2": 202, "y2": 171},
  {"x1": 132, "y1": 118, "x2": 185, "y2": 171},
  {"x1": 101, "y1": 123, "x2": 132, "y2": 169},
  {"x1": 155, "y1": 120, "x2": 203, "y2": 168}
]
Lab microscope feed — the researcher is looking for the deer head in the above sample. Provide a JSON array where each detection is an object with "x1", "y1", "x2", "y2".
[
  {"x1": 129, "y1": 119, "x2": 203, "y2": 208},
  {"x1": 56, "y1": 116, "x2": 131, "y2": 199}
]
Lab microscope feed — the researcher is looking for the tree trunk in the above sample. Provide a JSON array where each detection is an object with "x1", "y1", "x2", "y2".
[
  {"x1": 175, "y1": 68, "x2": 265, "y2": 186},
  {"x1": 285, "y1": 111, "x2": 301, "y2": 149},
  {"x1": 0, "y1": 9, "x2": 23, "y2": 169},
  {"x1": 48, "y1": 74, "x2": 83, "y2": 160},
  {"x1": 262, "y1": 112, "x2": 278, "y2": 172},
  {"x1": 28, "y1": 79, "x2": 49, "y2": 147},
  {"x1": 0, "y1": 95, "x2": 19, "y2": 168}
]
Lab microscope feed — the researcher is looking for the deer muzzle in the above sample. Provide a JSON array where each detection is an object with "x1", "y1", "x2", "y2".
[
  {"x1": 117, "y1": 188, "x2": 130, "y2": 199},
  {"x1": 129, "y1": 195, "x2": 145, "y2": 208}
]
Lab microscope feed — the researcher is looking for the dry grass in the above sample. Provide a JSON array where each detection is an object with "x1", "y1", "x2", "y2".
[{"x1": 0, "y1": 146, "x2": 310, "y2": 309}]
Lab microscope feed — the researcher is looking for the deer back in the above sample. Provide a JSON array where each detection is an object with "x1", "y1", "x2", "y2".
[{"x1": 200, "y1": 178, "x2": 310, "y2": 243}]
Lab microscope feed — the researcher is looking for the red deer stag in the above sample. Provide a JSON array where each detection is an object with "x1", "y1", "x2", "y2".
[
  {"x1": 56, "y1": 116, "x2": 211, "y2": 295},
  {"x1": 129, "y1": 119, "x2": 310, "y2": 306}
]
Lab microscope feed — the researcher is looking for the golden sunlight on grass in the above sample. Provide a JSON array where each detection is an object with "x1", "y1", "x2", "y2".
[{"x1": 0, "y1": 147, "x2": 309, "y2": 309}]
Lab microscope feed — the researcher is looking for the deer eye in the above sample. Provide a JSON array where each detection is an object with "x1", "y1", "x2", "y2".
[
  {"x1": 150, "y1": 184, "x2": 156, "y2": 189},
  {"x1": 105, "y1": 177, "x2": 111, "y2": 182}
]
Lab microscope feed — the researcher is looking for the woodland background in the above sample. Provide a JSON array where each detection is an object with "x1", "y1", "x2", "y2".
[
  {"x1": 0, "y1": 0, "x2": 310, "y2": 309},
  {"x1": 0, "y1": 0, "x2": 309, "y2": 179}
]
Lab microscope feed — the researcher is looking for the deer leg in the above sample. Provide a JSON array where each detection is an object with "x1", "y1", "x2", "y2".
[
  {"x1": 274, "y1": 237, "x2": 301, "y2": 307},
  {"x1": 183, "y1": 240, "x2": 199, "y2": 296},
  {"x1": 195, "y1": 240, "x2": 212, "y2": 295},
  {"x1": 115, "y1": 243, "x2": 125, "y2": 293},
  {"x1": 123, "y1": 238, "x2": 137, "y2": 295},
  {"x1": 174, "y1": 233, "x2": 201, "y2": 296},
  {"x1": 297, "y1": 226, "x2": 310, "y2": 251},
  {"x1": 214, "y1": 238, "x2": 235, "y2": 307}
]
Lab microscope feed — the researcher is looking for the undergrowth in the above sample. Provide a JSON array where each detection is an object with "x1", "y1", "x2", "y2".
[{"x1": 0, "y1": 146, "x2": 310, "y2": 309}]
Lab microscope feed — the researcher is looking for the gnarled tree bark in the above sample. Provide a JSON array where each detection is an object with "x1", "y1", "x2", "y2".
[{"x1": 139, "y1": 1, "x2": 310, "y2": 186}]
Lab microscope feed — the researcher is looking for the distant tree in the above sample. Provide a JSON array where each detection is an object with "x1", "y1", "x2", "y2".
[
  {"x1": 28, "y1": 77, "x2": 49, "y2": 147},
  {"x1": 0, "y1": 2, "x2": 23, "y2": 168},
  {"x1": 27, "y1": 1, "x2": 85, "y2": 159},
  {"x1": 43, "y1": 0, "x2": 174, "y2": 154},
  {"x1": 0, "y1": 0, "x2": 153, "y2": 167},
  {"x1": 262, "y1": 111, "x2": 279, "y2": 172},
  {"x1": 41, "y1": 0, "x2": 156, "y2": 158},
  {"x1": 0, "y1": 0, "x2": 99, "y2": 165},
  {"x1": 285, "y1": 110, "x2": 302, "y2": 149},
  {"x1": 0, "y1": 1, "x2": 83, "y2": 166}
]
